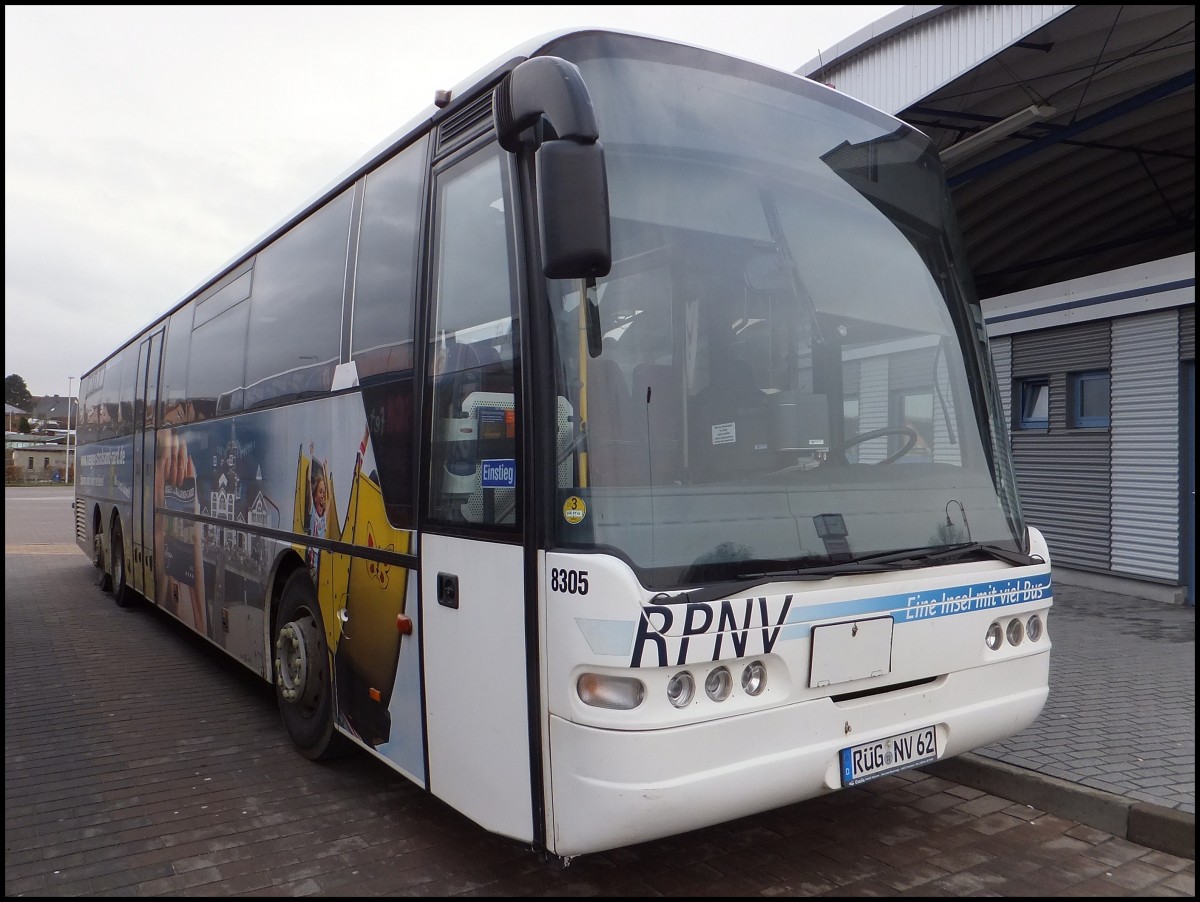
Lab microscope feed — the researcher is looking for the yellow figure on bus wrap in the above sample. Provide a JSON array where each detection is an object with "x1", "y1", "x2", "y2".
[
  {"x1": 291, "y1": 428, "x2": 411, "y2": 745},
  {"x1": 338, "y1": 441, "x2": 412, "y2": 734},
  {"x1": 336, "y1": 425, "x2": 411, "y2": 745}
]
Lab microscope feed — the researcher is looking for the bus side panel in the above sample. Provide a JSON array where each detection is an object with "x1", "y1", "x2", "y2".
[
  {"x1": 76, "y1": 434, "x2": 135, "y2": 571},
  {"x1": 340, "y1": 565, "x2": 425, "y2": 784},
  {"x1": 146, "y1": 396, "x2": 428, "y2": 779}
]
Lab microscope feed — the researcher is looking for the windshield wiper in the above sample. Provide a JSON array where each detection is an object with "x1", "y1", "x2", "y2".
[
  {"x1": 654, "y1": 568, "x2": 833, "y2": 606},
  {"x1": 804, "y1": 542, "x2": 1044, "y2": 574},
  {"x1": 651, "y1": 543, "x2": 1043, "y2": 605}
]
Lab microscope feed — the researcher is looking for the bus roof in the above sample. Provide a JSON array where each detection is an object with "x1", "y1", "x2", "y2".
[{"x1": 83, "y1": 26, "x2": 816, "y2": 379}]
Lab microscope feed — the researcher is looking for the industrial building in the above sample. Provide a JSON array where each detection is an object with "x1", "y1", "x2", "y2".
[{"x1": 800, "y1": 5, "x2": 1195, "y2": 605}]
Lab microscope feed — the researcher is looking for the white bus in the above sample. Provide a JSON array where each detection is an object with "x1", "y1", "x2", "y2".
[{"x1": 74, "y1": 28, "x2": 1052, "y2": 860}]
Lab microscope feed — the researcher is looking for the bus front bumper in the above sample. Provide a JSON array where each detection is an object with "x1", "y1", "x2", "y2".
[{"x1": 545, "y1": 652, "x2": 1049, "y2": 857}]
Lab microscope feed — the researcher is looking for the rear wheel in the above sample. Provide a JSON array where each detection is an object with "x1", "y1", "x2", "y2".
[
  {"x1": 110, "y1": 520, "x2": 132, "y2": 607},
  {"x1": 273, "y1": 570, "x2": 345, "y2": 760},
  {"x1": 94, "y1": 529, "x2": 112, "y2": 592}
]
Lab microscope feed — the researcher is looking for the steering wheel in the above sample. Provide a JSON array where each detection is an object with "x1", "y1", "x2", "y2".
[{"x1": 835, "y1": 425, "x2": 918, "y2": 465}]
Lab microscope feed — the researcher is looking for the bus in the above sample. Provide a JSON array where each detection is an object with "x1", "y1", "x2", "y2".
[{"x1": 74, "y1": 28, "x2": 1052, "y2": 860}]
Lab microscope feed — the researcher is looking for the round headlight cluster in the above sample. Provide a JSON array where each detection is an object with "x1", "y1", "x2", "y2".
[
  {"x1": 986, "y1": 621, "x2": 1004, "y2": 650},
  {"x1": 1026, "y1": 614, "x2": 1043, "y2": 643},
  {"x1": 741, "y1": 660, "x2": 768, "y2": 696},
  {"x1": 666, "y1": 671, "x2": 695, "y2": 708},
  {"x1": 985, "y1": 614, "x2": 1046, "y2": 651},
  {"x1": 665, "y1": 661, "x2": 768, "y2": 708},
  {"x1": 1006, "y1": 618, "x2": 1024, "y2": 646},
  {"x1": 705, "y1": 667, "x2": 733, "y2": 701}
]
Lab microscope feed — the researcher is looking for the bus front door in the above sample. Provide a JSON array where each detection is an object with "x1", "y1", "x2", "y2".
[{"x1": 418, "y1": 145, "x2": 536, "y2": 844}]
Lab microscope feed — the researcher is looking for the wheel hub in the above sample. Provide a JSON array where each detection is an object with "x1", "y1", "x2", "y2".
[{"x1": 275, "y1": 615, "x2": 322, "y2": 708}]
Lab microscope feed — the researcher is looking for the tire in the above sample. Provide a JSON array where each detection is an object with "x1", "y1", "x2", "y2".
[
  {"x1": 110, "y1": 520, "x2": 132, "y2": 607},
  {"x1": 273, "y1": 570, "x2": 346, "y2": 761},
  {"x1": 95, "y1": 530, "x2": 113, "y2": 592}
]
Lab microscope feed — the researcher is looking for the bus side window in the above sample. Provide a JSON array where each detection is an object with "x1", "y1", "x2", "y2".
[
  {"x1": 160, "y1": 306, "x2": 193, "y2": 426},
  {"x1": 186, "y1": 299, "x2": 249, "y2": 422},
  {"x1": 351, "y1": 135, "x2": 426, "y2": 383},
  {"x1": 425, "y1": 148, "x2": 519, "y2": 527},
  {"x1": 348, "y1": 139, "x2": 427, "y2": 529},
  {"x1": 362, "y1": 376, "x2": 417, "y2": 529},
  {"x1": 243, "y1": 190, "x2": 351, "y2": 410}
]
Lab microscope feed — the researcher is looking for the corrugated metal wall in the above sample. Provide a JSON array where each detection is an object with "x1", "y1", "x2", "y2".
[
  {"x1": 806, "y1": 5, "x2": 1072, "y2": 115},
  {"x1": 1111, "y1": 312, "x2": 1180, "y2": 580},
  {"x1": 1181, "y1": 305, "x2": 1195, "y2": 361},
  {"x1": 1010, "y1": 320, "x2": 1111, "y2": 569},
  {"x1": 990, "y1": 335, "x2": 1013, "y2": 427},
  {"x1": 856, "y1": 357, "x2": 890, "y2": 463}
]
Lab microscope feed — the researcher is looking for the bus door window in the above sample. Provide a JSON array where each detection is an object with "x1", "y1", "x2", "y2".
[
  {"x1": 351, "y1": 136, "x2": 428, "y2": 529},
  {"x1": 425, "y1": 148, "x2": 519, "y2": 526}
]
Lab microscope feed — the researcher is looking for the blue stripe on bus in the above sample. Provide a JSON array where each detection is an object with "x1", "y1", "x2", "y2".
[{"x1": 777, "y1": 573, "x2": 1052, "y2": 641}]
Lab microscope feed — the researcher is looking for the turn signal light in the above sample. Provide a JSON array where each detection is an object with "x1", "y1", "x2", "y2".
[{"x1": 577, "y1": 673, "x2": 645, "y2": 710}]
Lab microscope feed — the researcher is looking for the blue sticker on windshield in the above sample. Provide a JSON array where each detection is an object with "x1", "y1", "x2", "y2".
[{"x1": 481, "y1": 459, "x2": 517, "y2": 488}]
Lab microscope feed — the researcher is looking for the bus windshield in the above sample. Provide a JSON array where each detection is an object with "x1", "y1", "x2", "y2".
[{"x1": 546, "y1": 34, "x2": 1025, "y2": 590}]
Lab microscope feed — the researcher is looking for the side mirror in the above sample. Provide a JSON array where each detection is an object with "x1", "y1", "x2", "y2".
[
  {"x1": 536, "y1": 139, "x2": 610, "y2": 279},
  {"x1": 493, "y1": 56, "x2": 611, "y2": 279}
]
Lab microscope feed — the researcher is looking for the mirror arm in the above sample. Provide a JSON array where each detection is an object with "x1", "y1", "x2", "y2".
[{"x1": 493, "y1": 56, "x2": 599, "y2": 152}]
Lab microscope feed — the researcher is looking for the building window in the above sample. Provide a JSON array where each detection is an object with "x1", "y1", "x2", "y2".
[
  {"x1": 842, "y1": 397, "x2": 859, "y2": 462},
  {"x1": 1017, "y1": 378, "x2": 1049, "y2": 429},
  {"x1": 1070, "y1": 370, "x2": 1110, "y2": 428},
  {"x1": 891, "y1": 389, "x2": 934, "y2": 460}
]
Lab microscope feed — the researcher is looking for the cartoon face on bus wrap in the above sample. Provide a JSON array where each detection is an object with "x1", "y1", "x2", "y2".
[{"x1": 291, "y1": 424, "x2": 414, "y2": 748}]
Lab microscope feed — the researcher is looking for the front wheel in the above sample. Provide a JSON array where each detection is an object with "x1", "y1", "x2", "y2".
[{"x1": 273, "y1": 570, "x2": 346, "y2": 761}]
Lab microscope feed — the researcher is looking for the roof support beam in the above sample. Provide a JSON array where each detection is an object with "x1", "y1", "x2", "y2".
[{"x1": 948, "y1": 69, "x2": 1196, "y2": 188}]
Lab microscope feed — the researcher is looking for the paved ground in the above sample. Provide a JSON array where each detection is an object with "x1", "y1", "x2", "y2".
[
  {"x1": 971, "y1": 581, "x2": 1194, "y2": 815},
  {"x1": 4, "y1": 486, "x2": 1195, "y2": 896},
  {"x1": 924, "y1": 578, "x2": 1195, "y2": 865}
]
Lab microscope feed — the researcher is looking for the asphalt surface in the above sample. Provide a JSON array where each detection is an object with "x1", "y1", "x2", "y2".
[{"x1": 4, "y1": 485, "x2": 1195, "y2": 895}]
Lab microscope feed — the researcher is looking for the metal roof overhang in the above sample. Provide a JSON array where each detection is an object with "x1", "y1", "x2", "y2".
[{"x1": 801, "y1": 5, "x2": 1195, "y2": 301}]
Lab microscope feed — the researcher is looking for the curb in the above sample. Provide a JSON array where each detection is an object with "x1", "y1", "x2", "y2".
[{"x1": 923, "y1": 753, "x2": 1196, "y2": 861}]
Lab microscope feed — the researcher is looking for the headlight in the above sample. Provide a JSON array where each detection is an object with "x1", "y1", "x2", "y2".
[
  {"x1": 705, "y1": 666, "x2": 733, "y2": 702},
  {"x1": 741, "y1": 660, "x2": 767, "y2": 696},
  {"x1": 666, "y1": 671, "x2": 695, "y2": 708},
  {"x1": 577, "y1": 673, "x2": 645, "y2": 709},
  {"x1": 1006, "y1": 618, "x2": 1024, "y2": 646},
  {"x1": 985, "y1": 621, "x2": 1004, "y2": 650},
  {"x1": 1026, "y1": 614, "x2": 1043, "y2": 643}
]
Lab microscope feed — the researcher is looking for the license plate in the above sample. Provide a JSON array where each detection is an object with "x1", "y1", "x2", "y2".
[{"x1": 840, "y1": 726, "x2": 937, "y2": 787}]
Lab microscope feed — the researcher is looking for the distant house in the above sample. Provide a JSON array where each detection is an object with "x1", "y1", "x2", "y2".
[
  {"x1": 28, "y1": 395, "x2": 79, "y2": 432},
  {"x1": 5, "y1": 403, "x2": 27, "y2": 432},
  {"x1": 5, "y1": 432, "x2": 70, "y2": 482}
]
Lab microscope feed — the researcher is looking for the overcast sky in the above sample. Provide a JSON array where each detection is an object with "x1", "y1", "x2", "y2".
[{"x1": 5, "y1": 4, "x2": 901, "y2": 399}]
